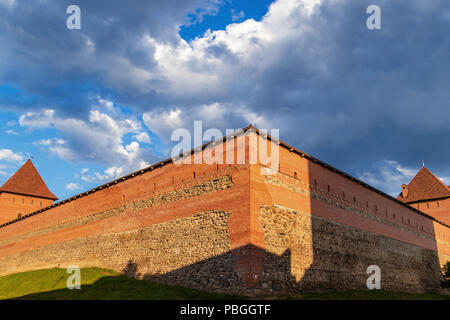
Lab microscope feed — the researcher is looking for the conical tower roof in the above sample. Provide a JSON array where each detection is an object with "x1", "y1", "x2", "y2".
[
  {"x1": 0, "y1": 159, "x2": 58, "y2": 200},
  {"x1": 397, "y1": 166, "x2": 450, "y2": 203}
]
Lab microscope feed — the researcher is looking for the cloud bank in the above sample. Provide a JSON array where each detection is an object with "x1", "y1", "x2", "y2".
[{"x1": 1, "y1": 0, "x2": 450, "y2": 191}]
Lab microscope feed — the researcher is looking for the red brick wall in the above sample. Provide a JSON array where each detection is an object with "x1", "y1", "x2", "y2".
[
  {"x1": 0, "y1": 129, "x2": 448, "y2": 294},
  {"x1": 246, "y1": 137, "x2": 449, "y2": 292},
  {"x1": 408, "y1": 198, "x2": 450, "y2": 225},
  {"x1": 0, "y1": 192, "x2": 54, "y2": 225},
  {"x1": 271, "y1": 143, "x2": 450, "y2": 252}
]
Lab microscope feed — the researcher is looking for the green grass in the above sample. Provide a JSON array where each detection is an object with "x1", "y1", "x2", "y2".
[
  {"x1": 0, "y1": 267, "x2": 237, "y2": 300},
  {"x1": 0, "y1": 268, "x2": 447, "y2": 300}
]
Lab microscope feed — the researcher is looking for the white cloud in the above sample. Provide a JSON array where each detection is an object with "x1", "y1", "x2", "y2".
[
  {"x1": 143, "y1": 108, "x2": 184, "y2": 139},
  {"x1": 19, "y1": 110, "x2": 55, "y2": 129},
  {"x1": 358, "y1": 160, "x2": 418, "y2": 197},
  {"x1": 66, "y1": 183, "x2": 81, "y2": 191},
  {"x1": 6, "y1": 129, "x2": 18, "y2": 135},
  {"x1": 199, "y1": 103, "x2": 225, "y2": 121},
  {"x1": 142, "y1": 102, "x2": 269, "y2": 144},
  {"x1": 132, "y1": 0, "x2": 324, "y2": 135},
  {"x1": 231, "y1": 9, "x2": 245, "y2": 22},
  {"x1": 149, "y1": 0, "x2": 310, "y2": 96},
  {"x1": 81, "y1": 165, "x2": 148, "y2": 183},
  {"x1": 94, "y1": 167, "x2": 124, "y2": 182},
  {"x1": 98, "y1": 97, "x2": 115, "y2": 111},
  {"x1": 0, "y1": 149, "x2": 25, "y2": 163},
  {"x1": 134, "y1": 131, "x2": 151, "y2": 143},
  {"x1": 359, "y1": 161, "x2": 450, "y2": 196},
  {"x1": 35, "y1": 138, "x2": 74, "y2": 160},
  {"x1": 20, "y1": 98, "x2": 159, "y2": 184}
]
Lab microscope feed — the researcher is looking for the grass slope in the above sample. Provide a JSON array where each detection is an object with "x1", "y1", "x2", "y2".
[
  {"x1": 0, "y1": 268, "x2": 236, "y2": 300},
  {"x1": 0, "y1": 267, "x2": 447, "y2": 300}
]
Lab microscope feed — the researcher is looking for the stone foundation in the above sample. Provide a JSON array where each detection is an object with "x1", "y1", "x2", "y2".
[{"x1": 259, "y1": 204, "x2": 446, "y2": 293}]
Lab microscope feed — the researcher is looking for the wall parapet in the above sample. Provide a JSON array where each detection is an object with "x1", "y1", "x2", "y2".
[
  {"x1": 0, "y1": 163, "x2": 247, "y2": 230},
  {"x1": 262, "y1": 163, "x2": 450, "y2": 230},
  {"x1": 264, "y1": 173, "x2": 439, "y2": 241}
]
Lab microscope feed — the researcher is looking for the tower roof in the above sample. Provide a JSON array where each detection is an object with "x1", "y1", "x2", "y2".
[
  {"x1": 0, "y1": 159, "x2": 58, "y2": 200},
  {"x1": 397, "y1": 166, "x2": 450, "y2": 203}
]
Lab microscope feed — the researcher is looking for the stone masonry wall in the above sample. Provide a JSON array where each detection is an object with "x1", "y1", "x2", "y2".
[
  {"x1": 0, "y1": 175, "x2": 233, "y2": 249},
  {"x1": 0, "y1": 162, "x2": 253, "y2": 294},
  {"x1": 249, "y1": 147, "x2": 450, "y2": 294},
  {"x1": 258, "y1": 204, "x2": 447, "y2": 294},
  {"x1": 0, "y1": 210, "x2": 241, "y2": 292}
]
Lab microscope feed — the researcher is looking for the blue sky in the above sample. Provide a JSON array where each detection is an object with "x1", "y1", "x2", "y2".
[
  {"x1": 0, "y1": 0, "x2": 449, "y2": 201},
  {"x1": 179, "y1": 0, "x2": 273, "y2": 40}
]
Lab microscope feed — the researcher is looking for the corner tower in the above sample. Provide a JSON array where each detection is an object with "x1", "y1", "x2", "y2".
[
  {"x1": 0, "y1": 159, "x2": 58, "y2": 224},
  {"x1": 397, "y1": 166, "x2": 450, "y2": 224}
]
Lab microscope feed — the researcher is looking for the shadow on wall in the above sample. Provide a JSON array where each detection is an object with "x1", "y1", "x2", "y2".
[
  {"x1": 121, "y1": 248, "x2": 302, "y2": 296},
  {"x1": 304, "y1": 163, "x2": 444, "y2": 294},
  {"x1": 120, "y1": 236, "x2": 443, "y2": 297},
  {"x1": 116, "y1": 163, "x2": 445, "y2": 296},
  {"x1": 4, "y1": 165, "x2": 445, "y2": 297}
]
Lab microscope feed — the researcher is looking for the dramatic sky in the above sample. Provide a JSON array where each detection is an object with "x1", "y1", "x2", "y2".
[{"x1": 0, "y1": 0, "x2": 449, "y2": 200}]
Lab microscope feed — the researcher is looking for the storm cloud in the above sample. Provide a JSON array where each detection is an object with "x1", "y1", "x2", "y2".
[{"x1": 1, "y1": 0, "x2": 449, "y2": 194}]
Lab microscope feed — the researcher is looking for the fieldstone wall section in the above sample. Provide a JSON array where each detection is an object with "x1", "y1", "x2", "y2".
[
  {"x1": 0, "y1": 210, "x2": 245, "y2": 292},
  {"x1": 259, "y1": 204, "x2": 447, "y2": 293},
  {"x1": 0, "y1": 175, "x2": 233, "y2": 248},
  {"x1": 265, "y1": 174, "x2": 438, "y2": 242}
]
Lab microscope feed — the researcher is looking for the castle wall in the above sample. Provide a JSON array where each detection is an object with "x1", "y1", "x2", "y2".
[
  {"x1": 0, "y1": 160, "x2": 254, "y2": 294},
  {"x1": 0, "y1": 130, "x2": 448, "y2": 296},
  {"x1": 248, "y1": 141, "x2": 449, "y2": 293},
  {"x1": 408, "y1": 198, "x2": 450, "y2": 225},
  {"x1": 258, "y1": 204, "x2": 445, "y2": 292},
  {"x1": 0, "y1": 192, "x2": 54, "y2": 225}
]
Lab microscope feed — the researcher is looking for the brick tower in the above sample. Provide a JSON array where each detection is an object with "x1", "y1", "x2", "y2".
[
  {"x1": 398, "y1": 166, "x2": 450, "y2": 225},
  {"x1": 0, "y1": 159, "x2": 57, "y2": 224}
]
